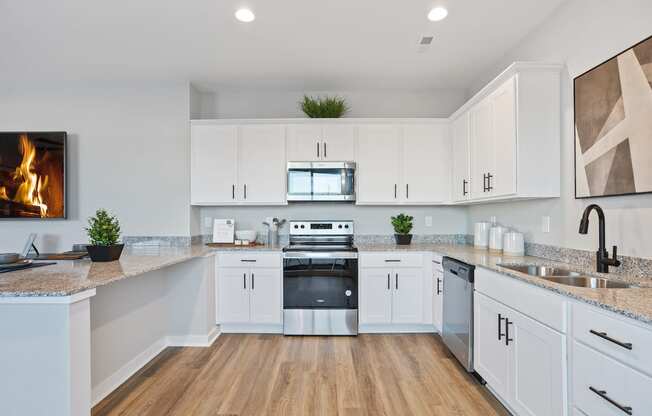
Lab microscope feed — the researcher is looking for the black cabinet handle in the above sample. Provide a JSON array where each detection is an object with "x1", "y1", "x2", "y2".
[
  {"x1": 387, "y1": 273, "x2": 390, "y2": 290},
  {"x1": 498, "y1": 314, "x2": 506, "y2": 341},
  {"x1": 243, "y1": 273, "x2": 246, "y2": 289},
  {"x1": 317, "y1": 141, "x2": 320, "y2": 158},
  {"x1": 483, "y1": 174, "x2": 488, "y2": 192},
  {"x1": 384, "y1": 259, "x2": 401, "y2": 263},
  {"x1": 251, "y1": 273, "x2": 255, "y2": 290},
  {"x1": 590, "y1": 330, "x2": 633, "y2": 350},
  {"x1": 505, "y1": 318, "x2": 513, "y2": 346},
  {"x1": 396, "y1": 273, "x2": 399, "y2": 290},
  {"x1": 244, "y1": 184, "x2": 247, "y2": 199},
  {"x1": 436, "y1": 278, "x2": 442, "y2": 295},
  {"x1": 394, "y1": 184, "x2": 397, "y2": 199},
  {"x1": 323, "y1": 142, "x2": 327, "y2": 158},
  {"x1": 463, "y1": 179, "x2": 468, "y2": 196},
  {"x1": 487, "y1": 173, "x2": 494, "y2": 191},
  {"x1": 589, "y1": 386, "x2": 633, "y2": 415},
  {"x1": 406, "y1": 184, "x2": 409, "y2": 199},
  {"x1": 232, "y1": 184, "x2": 235, "y2": 199},
  {"x1": 240, "y1": 259, "x2": 257, "y2": 263}
]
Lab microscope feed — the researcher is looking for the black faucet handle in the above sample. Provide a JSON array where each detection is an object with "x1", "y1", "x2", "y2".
[{"x1": 610, "y1": 246, "x2": 621, "y2": 267}]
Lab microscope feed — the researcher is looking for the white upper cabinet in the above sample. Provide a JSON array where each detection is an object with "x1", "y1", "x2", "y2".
[
  {"x1": 451, "y1": 112, "x2": 471, "y2": 202},
  {"x1": 459, "y1": 63, "x2": 561, "y2": 203},
  {"x1": 357, "y1": 123, "x2": 451, "y2": 205},
  {"x1": 238, "y1": 125, "x2": 286, "y2": 204},
  {"x1": 402, "y1": 124, "x2": 450, "y2": 203},
  {"x1": 191, "y1": 124, "x2": 238, "y2": 205},
  {"x1": 286, "y1": 124, "x2": 355, "y2": 162},
  {"x1": 356, "y1": 124, "x2": 402, "y2": 204},
  {"x1": 190, "y1": 122, "x2": 287, "y2": 206}
]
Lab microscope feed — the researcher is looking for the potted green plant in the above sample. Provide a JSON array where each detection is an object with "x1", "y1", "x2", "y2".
[
  {"x1": 85, "y1": 209, "x2": 123, "y2": 262},
  {"x1": 300, "y1": 95, "x2": 349, "y2": 118},
  {"x1": 391, "y1": 213, "x2": 414, "y2": 245}
]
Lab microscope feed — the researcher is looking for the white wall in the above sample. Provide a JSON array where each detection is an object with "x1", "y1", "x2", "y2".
[
  {"x1": 200, "y1": 88, "x2": 468, "y2": 119},
  {"x1": 467, "y1": 0, "x2": 652, "y2": 259},
  {"x1": 0, "y1": 82, "x2": 194, "y2": 252},
  {"x1": 200, "y1": 204, "x2": 468, "y2": 238}
]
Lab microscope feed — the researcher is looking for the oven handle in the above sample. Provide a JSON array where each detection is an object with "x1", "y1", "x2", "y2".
[{"x1": 283, "y1": 251, "x2": 358, "y2": 259}]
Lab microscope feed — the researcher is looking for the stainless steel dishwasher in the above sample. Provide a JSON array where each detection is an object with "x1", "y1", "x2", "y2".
[{"x1": 442, "y1": 257, "x2": 475, "y2": 372}]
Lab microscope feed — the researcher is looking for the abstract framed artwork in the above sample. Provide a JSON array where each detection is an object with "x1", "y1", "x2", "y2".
[{"x1": 574, "y1": 35, "x2": 652, "y2": 199}]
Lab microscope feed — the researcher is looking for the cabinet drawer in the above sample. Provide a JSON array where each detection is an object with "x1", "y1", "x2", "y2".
[
  {"x1": 360, "y1": 252, "x2": 424, "y2": 268},
  {"x1": 572, "y1": 341, "x2": 652, "y2": 416},
  {"x1": 475, "y1": 267, "x2": 567, "y2": 333},
  {"x1": 572, "y1": 302, "x2": 652, "y2": 376},
  {"x1": 217, "y1": 252, "x2": 281, "y2": 268}
]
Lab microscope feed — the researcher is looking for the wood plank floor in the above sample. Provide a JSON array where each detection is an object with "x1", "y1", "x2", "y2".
[{"x1": 93, "y1": 334, "x2": 508, "y2": 416}]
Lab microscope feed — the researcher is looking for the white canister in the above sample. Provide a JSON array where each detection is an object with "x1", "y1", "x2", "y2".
[
  {"x1": 503, "y1": 232, "x2": 525, "y2": 256},
  {"x1": 474, "y1": 222, "x2": 491, "y2": 249},
  {"x1": 489, "y1": 226, "x2": 508, "y2": 253}
]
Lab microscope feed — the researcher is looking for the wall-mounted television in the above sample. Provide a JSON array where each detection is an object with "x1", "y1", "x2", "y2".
[{"x1": 0, "y1": 132, "x2": 66, "y2": 219}]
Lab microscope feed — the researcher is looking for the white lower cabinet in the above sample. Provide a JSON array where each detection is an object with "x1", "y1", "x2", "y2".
[
  {"x1": 217, "y1": 253, "x2": 282, "y2": 332},
  {"x1": 474, "y1": 277, "x2": 566, "y2": 416}
]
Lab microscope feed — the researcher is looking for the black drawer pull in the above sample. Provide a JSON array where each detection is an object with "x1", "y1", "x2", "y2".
[
  {"x1": 240, "y1": 259, "x2": 257, "y2": 263},
  {"x1": 387, "y1": 273, "x2": 391, "y2": 290},
  {"x1": 384, "y1": 259, "x2": 401, "y2": 263},
  {"x1": 498, "y1": 314, "x2": 506, "y2": 341},
  {"x1": 505, "y1": 318, "x2": 513, "y2": 346},
  {"x1": 590, "y1": 330, "x2": 633, "y2": 350},
  {"x1": 436, "y1": 278, "x2": 442, "y2": 295},
  {"x1": 432, "y1": 260, "x2": 441, "y2": 265},
  {"x1": 589, "y1": 386, "x2": 632, "y2": 415}
]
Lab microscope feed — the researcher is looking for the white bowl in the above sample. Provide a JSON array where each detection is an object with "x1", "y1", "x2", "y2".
[{"x1": 235, "y1": 230, "x2": 257, "y2": 241}]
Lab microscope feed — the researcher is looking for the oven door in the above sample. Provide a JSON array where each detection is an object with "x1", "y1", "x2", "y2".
[
  {"x1": 283, "y1": 252, "x2": 358, "y2": 309},
  {"x1": 287, "y1": 162, "x2": 355, "y2": 201}
]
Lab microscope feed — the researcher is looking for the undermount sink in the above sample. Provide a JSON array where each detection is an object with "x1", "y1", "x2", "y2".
[
  {"x1": 541, "y1": 276, "x2": 634, "y2": 289},
  {"x1": 499, "y1": 264, "x2": 582, "y2": 277},
  {"x1": 498, "y1": 264, "x2": 635, "y2": 289}
]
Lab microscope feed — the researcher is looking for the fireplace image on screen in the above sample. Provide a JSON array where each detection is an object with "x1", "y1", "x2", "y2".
[{"x1": 0, "y1": 132, "x2": 66, "y2": 218}]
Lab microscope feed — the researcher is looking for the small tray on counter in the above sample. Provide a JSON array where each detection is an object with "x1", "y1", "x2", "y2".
[{"x1": 27, "y1": 251, "x2": 88, "y2": 260}]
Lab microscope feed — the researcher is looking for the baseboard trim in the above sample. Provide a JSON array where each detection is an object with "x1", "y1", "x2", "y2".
[
  {"x1": 91, "y1": 337, "x2": 167, "y2": 406},
  {"x1": 359, "y1": 324, "x2": 436, "y2": 334},
  {"x1": 167, "y1": 326, "x2": 221, "y2": 347},
  {"x1": 92, "y1": 326, "x2": 221, "y2": 406}
]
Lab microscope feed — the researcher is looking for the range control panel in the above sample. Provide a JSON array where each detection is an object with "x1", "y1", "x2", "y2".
[{"x1": 289, "y1": 221, "x2": 354, "y2": 236}]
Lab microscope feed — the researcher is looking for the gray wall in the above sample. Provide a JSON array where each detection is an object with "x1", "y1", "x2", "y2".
[{"x1": 467, "y1": 0, "x2": 652, "y2": 259}]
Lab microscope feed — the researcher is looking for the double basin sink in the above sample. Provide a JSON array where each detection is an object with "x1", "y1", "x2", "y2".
[{"x1": 498, "y1": 265, "x2": 634, "y2": 289}]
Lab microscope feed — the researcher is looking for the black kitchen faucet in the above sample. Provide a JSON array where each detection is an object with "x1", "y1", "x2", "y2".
[{"x1": 578, "y1": 204, "x2": 621, "y2": 273}]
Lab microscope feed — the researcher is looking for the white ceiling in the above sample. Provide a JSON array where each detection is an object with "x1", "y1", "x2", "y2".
[{"x1": 0, "y1": 0, "x2": 567, "y2": 90}]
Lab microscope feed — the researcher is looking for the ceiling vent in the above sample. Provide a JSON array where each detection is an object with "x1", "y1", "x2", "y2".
[{"x1": 420, "y1": 36, "x2": 434, "y2": 45}]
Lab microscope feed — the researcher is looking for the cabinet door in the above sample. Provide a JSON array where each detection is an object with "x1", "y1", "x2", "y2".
[
  {"x1": 190, "y1": 124, "x2": 238, "y2": 204},
  {"x1": 508, "y1": 308, "x2": 565, "y2": 416},
  {"x1": 218, "y1": 268, "x2": 250, "y2": 323},
  {"x1": 322, "y1": 124, "x2": 356, "y2": 161},
  {"x1": 238, "y1": 125, "x2": 287, "y2": 204},
  {"x1": 402, "y1": 124, "x2": 450, "y2": 203},
  {"x1": 359, "y1": 268, "x2": 393, "y2": 324},
  {"x1": 433, "y1": 270, "x2": 444, "y2": 332},
  {"x1": 474, "y1": 292, "x2": 510, "y2": 400},
  {"x1": 249, "y1": 268, "x2": 282, "y2": 324},
  {"x1": 287, "y1": 124, "x2": 321, "y2": 161},
  {"x1": 490, "y1": 76, "x2": 517, "y2": 197},
  {"x1": 469, "y1": 98, "x2": 493, "y2": 199},
  {"x1": 356, "y1": 125, "x2": 401, "y2": 204},
  {"x1": 451, "y1": 113, "x2": 471, "y2": 202},
  {"x1": 392, "y1": 268, "x2": 424, "y2": 324}
]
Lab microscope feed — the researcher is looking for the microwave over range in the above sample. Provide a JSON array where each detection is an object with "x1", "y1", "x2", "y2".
[{"x1": 287, "y1": 161, "x2": 355, "y2": 202}]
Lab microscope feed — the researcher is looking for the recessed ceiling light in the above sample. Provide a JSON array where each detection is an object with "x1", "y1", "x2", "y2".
[
  {"x1": 235, "y1": 8, "x2": 255, "y2": 23},
  {"x1": 428, "y1": 7, "x2": 448, "y2": 22}
]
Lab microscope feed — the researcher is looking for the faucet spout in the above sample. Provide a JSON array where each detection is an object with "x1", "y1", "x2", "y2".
[{"x1": 578, "y1": 204, "x2": 619, "y2": 273}]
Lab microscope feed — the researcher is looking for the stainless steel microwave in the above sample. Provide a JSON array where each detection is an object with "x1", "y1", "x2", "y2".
[{"x1": 287, "y1": 161, "x2": 355, "y2": 202}]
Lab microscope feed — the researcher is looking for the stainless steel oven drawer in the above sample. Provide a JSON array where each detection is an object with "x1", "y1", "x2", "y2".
[{"x1": 283, "y1": 309, "x2": 358, "y2": 335}]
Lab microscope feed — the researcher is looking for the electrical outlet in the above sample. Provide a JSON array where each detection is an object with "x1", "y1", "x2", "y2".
[
  {"x1": 204, "y1": 217, "x2": 212, "y2": 228},
  {"x1": 542, "y1": 216, "x2": 551, "y2": 233},
  {"x1": 425, "y1": 216, "x2": 433, "y2": 227}
]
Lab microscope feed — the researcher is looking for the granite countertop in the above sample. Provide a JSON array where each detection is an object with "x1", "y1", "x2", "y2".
[{"x1": 358, "y1": 243, "x2": 652, "y2": 325}]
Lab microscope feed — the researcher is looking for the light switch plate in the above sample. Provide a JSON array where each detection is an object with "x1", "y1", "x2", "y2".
[
  {"x1": 542, "y1": 216, "x2": 551, "y2": 233},
  {"x1": 425, "y1": 216, "x2": 433, "y2": 227}
]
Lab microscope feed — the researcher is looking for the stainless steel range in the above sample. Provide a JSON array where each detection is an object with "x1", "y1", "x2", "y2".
[{"x1": 282, "y1": 220, "x2": 358, "y2": 335}]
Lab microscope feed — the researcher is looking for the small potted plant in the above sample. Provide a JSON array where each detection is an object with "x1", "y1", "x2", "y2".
[
  {"x1": 85, "y1": 209, "x2": 123, "y2": 262},
  {"x1": 300, "y1": 95, "x2": 349, "y2": 118},
  {"x1": 391, "y1": 213, "x2": 414, "y2": 245}
]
